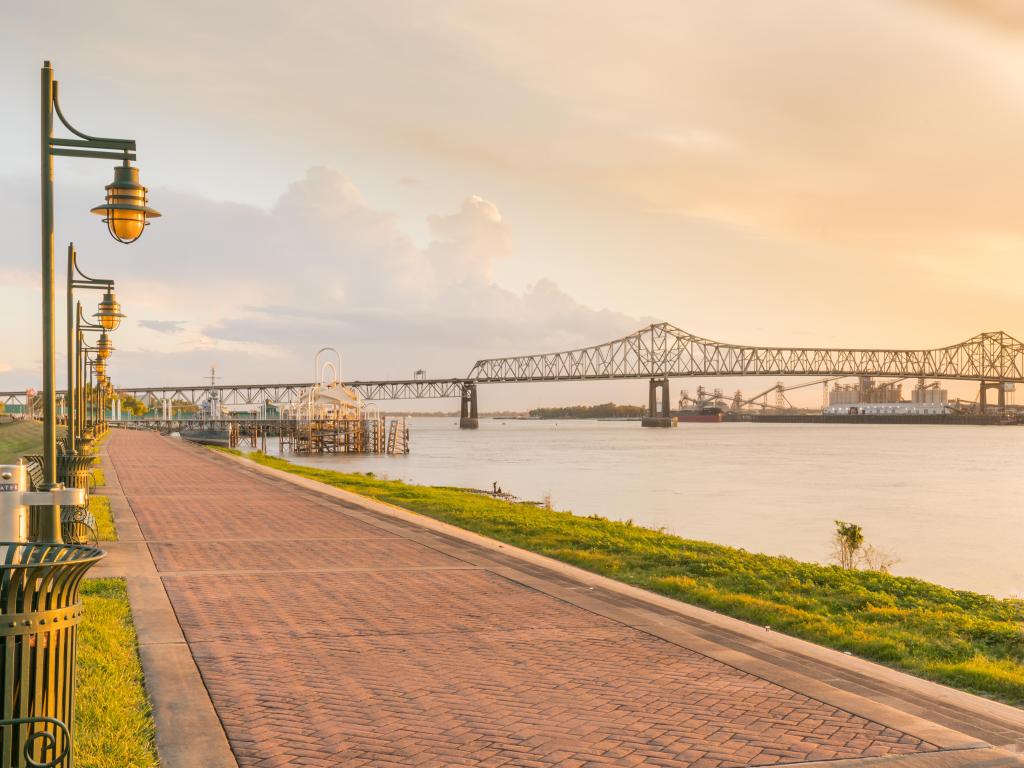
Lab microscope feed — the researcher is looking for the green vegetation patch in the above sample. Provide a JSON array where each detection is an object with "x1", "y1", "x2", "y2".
[
  {"x1": 0, "y1": 420, "x2": 43, "y2": 464},
  {"x1": 530, "y1": 402, "x2": 644, "y2": 419},
  {"x1": 231, "y1": 448, "x2": 1024, "y2": 705},
  {"x1": 76, "y1": 578, "x2": 158, "y2": 768},
  {"x1": 89, "y1": 494, "x2": 118, "y2": 542}
]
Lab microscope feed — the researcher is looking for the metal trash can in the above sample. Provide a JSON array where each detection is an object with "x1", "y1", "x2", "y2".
[
  {"x1": 22, "y1": 456, "x2": 96, "y2": 493},
  {"x1": 0, "y1": 465, "x2": 30, "y2": 541},
  {"x1": 59, "y1": 456, "x2": 96, "y2": 493},
  {"x1": 0, "y1": 542, "x2": 104, "y2": 767},
  {"x1": 22, "y1": 457, "x2": 98, "y2": 545},
  {"x1": 0, "y1": 466, "x2": 85, "y2": 545}
]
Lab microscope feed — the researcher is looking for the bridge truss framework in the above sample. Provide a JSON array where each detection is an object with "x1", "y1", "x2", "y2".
[
  {"x1": 2, "y1": 323, "x2": 1023, "y2": 409},
  {"x1": 467, "y1": 323, "x2": 1024, "y2": 384}
]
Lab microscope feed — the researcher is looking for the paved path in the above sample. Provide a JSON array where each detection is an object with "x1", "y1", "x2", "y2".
[{"x1": 103, "y1": 430, "x2": 1024, "y2": 767}]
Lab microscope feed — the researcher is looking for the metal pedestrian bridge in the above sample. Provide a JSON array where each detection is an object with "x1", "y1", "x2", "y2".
[{"x1": 4, "y1": 322, "x2": 1024, "y2": 410}]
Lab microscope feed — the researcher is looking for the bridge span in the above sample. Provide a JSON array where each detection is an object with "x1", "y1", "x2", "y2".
[{"x1": 3, "y1": 323, "x2": 1023, "y2": 426}]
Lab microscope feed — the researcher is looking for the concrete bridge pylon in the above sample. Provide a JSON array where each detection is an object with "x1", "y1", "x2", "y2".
[
  {"x1": 459, "y1": 383, "x2": 479, "y2": 429},
  {"x1": 642, "y1": 377, "x2": 677, "y2": 428}
]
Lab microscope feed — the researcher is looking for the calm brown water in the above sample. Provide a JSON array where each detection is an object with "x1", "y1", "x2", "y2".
[{"x1": 259, "y1": 418, "x2": 1024, "y2": 597}]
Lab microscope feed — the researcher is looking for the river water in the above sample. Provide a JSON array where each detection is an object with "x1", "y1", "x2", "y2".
[{"x1": 259, "y1": 418, "x2": 1024, "y2": 598}]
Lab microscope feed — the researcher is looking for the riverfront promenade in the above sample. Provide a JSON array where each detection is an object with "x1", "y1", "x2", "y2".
[{"x1": 96, "y1": 430, "x2": 1024, "y2": 767}]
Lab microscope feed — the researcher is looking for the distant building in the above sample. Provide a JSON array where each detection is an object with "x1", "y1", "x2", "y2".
[
  {"x1": 824, "y1": 377, "x2": 948, "y2": 415},
  {"x1": 824, "y1": 401, "x2": 947, "y2": 415}
]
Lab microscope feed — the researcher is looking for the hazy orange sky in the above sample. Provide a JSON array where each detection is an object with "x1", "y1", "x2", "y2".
[{"x1": 2, "y1": 1, "x2": 1023, "y2": 407}]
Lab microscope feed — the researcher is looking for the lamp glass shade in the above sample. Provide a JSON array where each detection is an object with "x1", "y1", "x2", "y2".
[
  {"x1": 94, "y1": 291, "x2": 125, "y2": 331},
  {"x1": 109, "y1": 210, "x2": 146, "y2": 242},
  {"x1": 89, "y1": 163, "x2": 161, "y2": 244},
  {"x1": 96, "y1": 332, "x2": 113, "y2": 359}
]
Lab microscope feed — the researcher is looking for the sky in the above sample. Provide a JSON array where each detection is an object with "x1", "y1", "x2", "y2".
[{"x1": 2, "y1": 1, "x2": 1024, "y2": 409}]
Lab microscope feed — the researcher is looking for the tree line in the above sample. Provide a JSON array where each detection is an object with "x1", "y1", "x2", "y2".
[{"x1": 528, "y1": 403, "x2": 645, "y2": 419}]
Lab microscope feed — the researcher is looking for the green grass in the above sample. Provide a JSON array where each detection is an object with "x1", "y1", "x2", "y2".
[
  {"x1": 229, "y1": 448, "x2": 1024, "y2": 705},
  {"x1": 89, "y1": 494, "x2": 118, "y2": 542},
  {"x1": 0, "y1": 420, "x2": 43, "y2": 463},
  {"x1": 76, "y1": 579, "x2": 158, "y2": 768},
  {"x1": 88, "y1": 462, "x2": 116, "y2": 541},
  {"x1": 0, "y1": 426, "x2": 140, "y2": 760}
]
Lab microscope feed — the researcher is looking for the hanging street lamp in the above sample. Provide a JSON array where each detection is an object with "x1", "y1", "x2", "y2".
[
  {"x1": 7, "y1": 60, "x2": 158, "y2": 766},
  {"x1": 66, "y1": 243, "x2": 119, "y2": 454},
  {"x1": 96, "y1": 331, "x2": 113, "y2": 359},
  {"x1": 94, "y1": 289, "x2": 125, "y2": 331},
  {"x1": 84, "y1": 354, "x2": 101, "y2": 436},
  {"x1": 74, "y1": 303, "x2": 110, "y2": 446},
  {"x1": 38, "y1": 59, "x2": 159, "y2": 542},
  {"x1": 90, "y1": 161, "x2": 161, "y2": 243}
]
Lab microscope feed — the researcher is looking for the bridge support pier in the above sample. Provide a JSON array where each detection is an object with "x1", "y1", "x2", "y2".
[
  {"x1": 641, "y1": 377, "x2": 677, "y2": 428},
  {"x1": 459, "y1": 383, "x2": 479, "y2": 429},
  {"x1": 978, "y1": 381, "x2": 1007, "y2": 414}
]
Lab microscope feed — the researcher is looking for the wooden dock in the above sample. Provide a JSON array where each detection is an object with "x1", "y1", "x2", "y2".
[
  {"x1": 278, "y1": 417, "x2": 408, "y2": 455},
  {"x1": 111, "y1": 416, "x2": 411, "y2": 455}
]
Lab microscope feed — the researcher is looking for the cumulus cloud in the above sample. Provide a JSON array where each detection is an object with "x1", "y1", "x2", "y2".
[
  {"x1": 426, "y1": 195, "x2": 512, "y2": 283},
  {"x1": 269, "y1": 167, "x2": 435, "y2": 304},
  {"x1": 0, "y1": 168, "x2": 649, "y2": 393},
  {"x1": 184, "y1": 169, "x2": 648, "y2": 379}
]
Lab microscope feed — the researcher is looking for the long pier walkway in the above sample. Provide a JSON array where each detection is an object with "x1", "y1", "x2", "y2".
[{"x1": 100, "y1": 430, "x2": 1024, "y2": 767}]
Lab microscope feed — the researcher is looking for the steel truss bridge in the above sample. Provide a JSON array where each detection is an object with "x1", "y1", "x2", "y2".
[
  {"x1": 0, "y1": 379, "x2": 467, "y2": 408},
  {"x1": 3, "y1": 323, "x2": 1023, "y2": 409},
  {"x1": 467, "y1": 323, "x2": 1024, "y2": 383}
]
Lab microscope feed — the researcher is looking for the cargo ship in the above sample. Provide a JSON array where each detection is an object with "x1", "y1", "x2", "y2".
[
  {"x1": 674, "y1": 386, "x2": 726, "y2": 422},
  {"x1": 672, "y1": 406, "x2": 724, "y2": 423}
]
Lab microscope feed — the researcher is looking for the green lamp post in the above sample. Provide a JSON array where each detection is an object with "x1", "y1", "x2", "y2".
[
  {"x1": 74, "y1": 303, "x2": 113, "y2": 444},
  {"x1": 39, "y1": 60, "x2": 159, "y2": 542},
  {"x1": 83, "y1": 354, "x2": 100, "y2": 438},
  {"x1": 66, "y1": 243, "x2": 119, "y2": 454}
]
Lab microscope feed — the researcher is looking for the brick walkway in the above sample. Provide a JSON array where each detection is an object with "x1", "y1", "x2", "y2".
[{"x1": 109, "y1": 430, "x2": 948, "y2": 767}]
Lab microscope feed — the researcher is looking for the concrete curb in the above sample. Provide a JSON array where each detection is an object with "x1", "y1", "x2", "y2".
[
  {"x1": 213, "y1": 447, "x2": 1024, "y2": 754},
  {"x1": 98, "y1": 443, "x2": 239, "y2": 768}
]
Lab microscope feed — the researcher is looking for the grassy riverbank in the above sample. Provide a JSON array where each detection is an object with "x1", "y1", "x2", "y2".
[
  {"x1": 77, "y1": 454, "x2": 151, "y2": 765},
  {"x1": 76, "y1": 579, "x2": 158, "y2": 768},
  {"x1": 231, "y1": 448, "x2": 1024, "y2": 705},
  {"x1": 0, "y1": 419, "x2": 42, "y2": 463}
]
